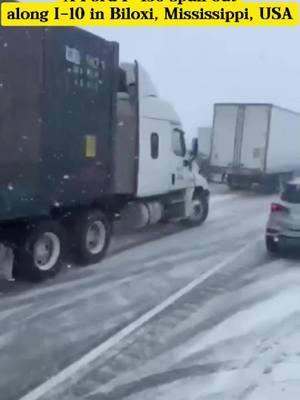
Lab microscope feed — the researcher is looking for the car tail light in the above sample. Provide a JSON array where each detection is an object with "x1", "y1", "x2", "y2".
[{"x1": 271, "y1": 203, "x2": 289, "y2": 213}]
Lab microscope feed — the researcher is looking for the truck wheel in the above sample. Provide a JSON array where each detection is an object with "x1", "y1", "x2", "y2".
[
  {"x1": 227, "y1": 175, "x2": 237, "y2": 190},
  {"x1": 72, "y1": 210, "x2": 111, "y2": 266},
  {"x1": 182, "y1": 191, "x2": 209, "y2": 227},
  {"x1": 15, "y1": 221, "x2": 64, "y2": 282},
  {"x1": 227, "y1": 175, "x2": 250, "y2": 190}
]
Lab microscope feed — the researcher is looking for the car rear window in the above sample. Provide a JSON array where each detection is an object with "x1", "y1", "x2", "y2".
[{"x1": 281, "y1": 183, "x2": 300, "y2": 203}]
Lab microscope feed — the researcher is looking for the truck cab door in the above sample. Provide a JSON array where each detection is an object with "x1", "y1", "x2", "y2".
[
  {"x1": 133, "y1": 61, "x2": 192, "y2": 195},
  {"x1": 170, "y1": 127, "x2": 193, "y2": 190},
  {"x1": 133, "y1": 61, "x2": 171, "y2": 196}
]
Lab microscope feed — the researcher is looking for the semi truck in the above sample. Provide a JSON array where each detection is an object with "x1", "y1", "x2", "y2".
[
  {"x1": 209, "y1": 103, "x2": 300, "y2": 191},
  {"x1": 0, "y1": 25, "x2": 209, "y2": 282}
]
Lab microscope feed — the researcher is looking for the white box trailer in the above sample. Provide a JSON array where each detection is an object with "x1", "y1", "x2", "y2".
[{"x1": 209, "y1": 103, "x2": 300, "y2": 190}]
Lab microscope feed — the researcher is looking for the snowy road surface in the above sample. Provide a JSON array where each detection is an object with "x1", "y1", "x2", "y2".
[{"x1": 1, "y1": 187, "x2": 300, "y2": 399}]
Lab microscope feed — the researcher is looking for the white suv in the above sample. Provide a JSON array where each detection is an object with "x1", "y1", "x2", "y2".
[{"x1": 266, "y1": 179, "x2": 300, "y2": 254}]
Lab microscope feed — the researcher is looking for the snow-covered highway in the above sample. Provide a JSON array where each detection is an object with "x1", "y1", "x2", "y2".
[{"x1": 1, "y1": 186, "x2": 298, "y2": 400}]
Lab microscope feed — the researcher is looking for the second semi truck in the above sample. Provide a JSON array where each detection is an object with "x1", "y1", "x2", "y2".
[
  {"x1": 209, "y1": 103, "x2": 300, "y2": 191},
  {"x1": 0, "y1": 25, "x2": 209, "y2": 282}
]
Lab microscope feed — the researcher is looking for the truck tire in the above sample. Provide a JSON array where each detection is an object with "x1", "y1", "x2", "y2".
[
  {"x1": 72, "y1": 210, "x2": 111, "y2": 266},
  {"x1": 227, "y1": 175, "x2": 251, "y2": 190},
  {"x1": 227, "y1": 175, "x2": 238, "y2": 190},
  {"x1": 182, "y1": 191, "x2": 209, "y2": 227},
  {"x1": 15, "y1": 221, "x2": 64, "y2": 282}
]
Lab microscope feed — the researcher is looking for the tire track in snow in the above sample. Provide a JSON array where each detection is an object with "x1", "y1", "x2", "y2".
[
  {"x1": 0, "y1": 191, "x2": 238, "y2": 300},
  {"x1": 0, "y1": 193, "x2": 271, "y2": 337},
  {"x1": 0, "y1": 204, "x2": 268, "y2": 327},
  {"x1": 0, "y1": 192, "x2": 274, "y2": 400},
  {"x1": 18, "y1": 240, "x2": 258, "y2": 400},
  {"x1": 79, "y1": 257, "x2": 299, "y2": 400}
]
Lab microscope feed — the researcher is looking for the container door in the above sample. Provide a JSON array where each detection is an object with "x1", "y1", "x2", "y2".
[
  {"x1": 240, "y1": 105, "x2": 269, "y2": 170},
  {"x1": 42, "y1": 27, "x2": 119, "y2": 204},
  {"x1": 211, "y1": 105, "x2": 238, "y2": 168}
]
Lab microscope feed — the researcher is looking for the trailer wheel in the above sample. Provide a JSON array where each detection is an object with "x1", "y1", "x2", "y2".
[
  {"x1": 15, "y1": 221, "x2": 64, "y2": 282},
  {"x1": 227, "y1": 175, "x2": 251, "y2": 190},
  {"x1": 182, "y1": 191, "x2": 209, "y2": 227},
  {"x1": 227, "y1": 175, "x2": 237, "y2": 190},
  {"x1": 72, "y1": 210, "x2": 111, "y2": 266}
]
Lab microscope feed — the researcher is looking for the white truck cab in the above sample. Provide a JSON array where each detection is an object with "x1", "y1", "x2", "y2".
[{"x1": 115, "y1": 61, "x2": 209, "y2": 227}]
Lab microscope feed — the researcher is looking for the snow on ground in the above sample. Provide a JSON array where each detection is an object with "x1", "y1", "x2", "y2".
[
  {"x1": 108, "y1": 258, "x2": 300, "y2": 400},
  {"x1": 0, "y1": 186, "x2": 288, "y2": 400},
  {"x1": 0, "y1": 184, "x2": 233, "y2": 291}
]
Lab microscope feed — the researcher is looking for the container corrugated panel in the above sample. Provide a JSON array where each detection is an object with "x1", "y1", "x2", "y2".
[
  {"x1": 0, "y1": 26, "x2": 44, "y2": 220},
  {"x1": 0, "y1": 19, "x2": 119, "y2": 221},
  {"x1": 41, "y1": 27, "x2": 119, "y2": 207}
]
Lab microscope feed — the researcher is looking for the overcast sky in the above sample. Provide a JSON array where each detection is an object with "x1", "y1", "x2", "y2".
[{"x1": 87, "y1": 26, "x2": 300, "y2": 140}]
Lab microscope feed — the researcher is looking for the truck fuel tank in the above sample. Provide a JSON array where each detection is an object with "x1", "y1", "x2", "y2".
[{"x1": 120, "y1": 201, "x2": 164, "y2": 230}]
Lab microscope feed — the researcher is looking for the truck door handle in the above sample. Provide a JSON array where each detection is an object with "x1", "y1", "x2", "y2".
[{"x1": 172, "y1": 174, "x2": 175, "y2": 185}]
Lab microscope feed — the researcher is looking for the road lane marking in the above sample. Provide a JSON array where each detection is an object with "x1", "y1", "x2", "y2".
[{"x1": 19, "y1": 238, "x2": 259, "y2": 400}]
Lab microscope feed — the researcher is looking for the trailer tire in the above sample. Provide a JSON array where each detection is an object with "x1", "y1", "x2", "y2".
[
  {"x1": 227, "y1": 175, "x2": 251, "y2": 190},
  {"x1": 227, "y1": 175, "x2": 239, "y2": 190},
  {"x1": 15, "y1": 221, "x2": 64, "y2": 282},
  {"x1": 72, "y1": 210, "x2": 111, "y2": 266},
  {"x1": 182, "y1": 191, "x2": 209, "y2": 227}
]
